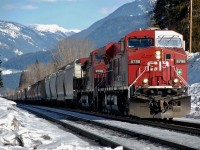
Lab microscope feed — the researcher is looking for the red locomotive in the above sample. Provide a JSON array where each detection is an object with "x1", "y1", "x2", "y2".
[
  {"x1": 8, "y1": 28, "x2": 191, "y2": 119},
  {"x1": 77, "y1": 28, "x2": 191, "y2": 119}
]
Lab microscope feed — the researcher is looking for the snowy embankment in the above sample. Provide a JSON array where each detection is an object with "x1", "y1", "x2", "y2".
[
  {"x1": 187, "y1": 52, "x2": 200, "y2": 119},
  {"x1": 0, "y1": 98, "x2": 119, "y2": 150}
]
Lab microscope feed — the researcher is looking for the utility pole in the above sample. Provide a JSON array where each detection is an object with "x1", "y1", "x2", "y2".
[{"x1": 189, "y1": 0, "x2": 193, "y2": 53}]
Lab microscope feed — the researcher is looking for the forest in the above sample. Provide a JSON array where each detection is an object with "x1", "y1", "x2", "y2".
[{"x1": 154, "y1": 0, "x2": 200, "y2": 52}]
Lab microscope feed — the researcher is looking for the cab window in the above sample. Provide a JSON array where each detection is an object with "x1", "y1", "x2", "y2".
[
  {"x1": 128, "y1": 38, "x2": 154, "y2": 48},
  {"x1": 156, "y1": 38, "x2": 181, "y2": 48},
  {"x1": 94, "y1": 53, "x2": 103, "y2": 61}
]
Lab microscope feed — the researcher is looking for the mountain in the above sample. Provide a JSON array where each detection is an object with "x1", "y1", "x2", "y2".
[
  {"x1": 29, "y1": 24, "x2": 80, "y2": 37},
  {"x1": 0, "y1": 21, "x2": 79, "y2": 90},
  {"x1": 1, "y1": 0, "x2": 157, "y2": 90},
  {"x1": 0, "y1": 21, "x2": 79, "y2": 62},
  {"x1": 2, "y1": 51, "x2": 53, "y2": 70},
  {"x1": 71, "y1": 0, "x2": 157, "y2": 48}
]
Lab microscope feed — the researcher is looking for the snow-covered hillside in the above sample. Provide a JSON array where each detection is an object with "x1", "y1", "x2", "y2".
[
  {"x1": 0, "y1": 21, "x2": 79, "y2": 62},
  {"x1": 30, "y1": 24, "x2": 80, "y2": 35},
  {"x1": 71, "y1": 0, "x2": 157, "y2": 48}
]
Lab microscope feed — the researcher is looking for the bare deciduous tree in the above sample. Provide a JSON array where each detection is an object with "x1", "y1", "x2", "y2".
[
  {"x1": 56, "y1": 38, "x2": 95, "y2": 67},
  {"x1": 19, "y1": 38, "x2": 95, "y2": 89},
  {"x1": 19, "y1": 61, "x2": 56, "y2": 89}
]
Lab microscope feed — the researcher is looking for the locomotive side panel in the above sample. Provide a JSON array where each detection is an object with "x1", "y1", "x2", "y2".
[{"x1": 112, "y1": 52, "x2": 128, "y2": 88}]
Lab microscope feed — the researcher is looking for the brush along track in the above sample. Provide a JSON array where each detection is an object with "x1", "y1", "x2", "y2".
[{"x1": 18, "y1": 104, "x2": 198, "y2": 150}]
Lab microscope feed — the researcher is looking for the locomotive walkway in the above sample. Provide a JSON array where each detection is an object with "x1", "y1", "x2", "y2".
[{"x1": 18, "y1": 104, "x2": 200, "y2": 150}]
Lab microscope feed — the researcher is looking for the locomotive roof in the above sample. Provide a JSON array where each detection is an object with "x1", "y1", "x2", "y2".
[
  {"x1": 125, "y1": 29, "x2": 183, "y2": 39},
  {"x1": 98, "y1": 42, "x2": 120, "y2": 59}
]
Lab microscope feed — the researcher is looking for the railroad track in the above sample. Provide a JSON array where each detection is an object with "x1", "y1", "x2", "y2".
[
  {"x1": 60, "y1": 107, "x2": 200, "y2": 137},
  {"x1": 18, "y1": 104, "x2": 199, "y2": 150}
]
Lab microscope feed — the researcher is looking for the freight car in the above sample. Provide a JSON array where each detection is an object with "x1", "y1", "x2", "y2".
[{"x1": 8, "y1": 28, "x2": 191, "y2": 119}]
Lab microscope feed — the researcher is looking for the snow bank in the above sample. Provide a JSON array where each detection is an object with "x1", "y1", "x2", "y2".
[
  {"x1": 187, "y1": 52, "x2": 200, "y2": 85},
  {"x1": 187, "y1": 83, "x2": 200, "y2": 119},
  {"x1": 0, "y1": 97, "x2": 120, "y2": 150},
  {"x1": 187, "y1": 52, "x2": 200, "y2": 119}
]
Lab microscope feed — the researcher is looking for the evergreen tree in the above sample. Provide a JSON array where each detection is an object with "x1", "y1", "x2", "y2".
[
  {"x1": 153, "y1": 0, "x2": 200, "y2": 52},
  {"x1": 19, "y1": 71, "x2": 26, "y2": 89}
]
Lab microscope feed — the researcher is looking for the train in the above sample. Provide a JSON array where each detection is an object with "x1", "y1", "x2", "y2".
[{"x1": 6, "y1": 28, "x2": 191, "y2": 119}]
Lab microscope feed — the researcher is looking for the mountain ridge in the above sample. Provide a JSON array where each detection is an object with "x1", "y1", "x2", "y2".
[
  {"x1": 0, "y1": 21, "x2": 78, "y2": 62},
  {"x1": 70, "y1": 0, "x2": 156, "y2": 48},
  {"x1": 1, "y1": 0, "x2": 157, "y2": 90}
]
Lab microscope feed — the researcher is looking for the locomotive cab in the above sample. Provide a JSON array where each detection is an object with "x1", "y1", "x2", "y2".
[{"x1": 126, "y1": 29, "x2": 191, "y2": 118}]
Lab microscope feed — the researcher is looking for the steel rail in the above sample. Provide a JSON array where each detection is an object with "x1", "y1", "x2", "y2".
[
  {"x1": 61, "y1": 107, "x2": 200, "y2": 137},
  {"x1": 19, "y1": 104, "x2": 198, "y2": 150},
  {"x1": 19, "y1": 105, "x2": 131, "y2": 150}
]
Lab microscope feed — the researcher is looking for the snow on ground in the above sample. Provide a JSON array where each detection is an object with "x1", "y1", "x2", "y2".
[
  {"x1": 187, "y1": 52, "x2": 200, "y2": 119},
  {"x1": 26, "y1": 106, "x2": 200, "y2": 149},
  {"x1": 187, "y1": 52, "x2": 200, "y2": 85},
  {"x1": 0, "y1": 97, "x2": 120, "y2": 150},
  {"x1": 1, "y1": 69, "x2": 22, "y2": 75},
  {"x1": 22, "y1": 106, "x2": 172, "y2": 150}
]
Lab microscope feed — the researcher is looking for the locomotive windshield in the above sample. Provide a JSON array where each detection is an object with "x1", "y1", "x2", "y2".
[
  {"x1": 128, "y1": 38, "x2": 154, "y2": 48},
  {"x1": 94, "y1": 54, "x2": 103, "y2": 61},
  {"x1": 156, "y1": 36, "x2": 182, "y2": 48}
]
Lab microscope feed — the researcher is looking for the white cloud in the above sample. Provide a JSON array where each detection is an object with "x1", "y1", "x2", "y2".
[
  {"x1": 99, "y1": 6, "x2": 118, "y2": 15},
  {"x1": 21, "y1": 5, "x2": 38, "y2": 10},
  {"x1": 3, "y1": 4, "x2": 38, "y2": 10}
]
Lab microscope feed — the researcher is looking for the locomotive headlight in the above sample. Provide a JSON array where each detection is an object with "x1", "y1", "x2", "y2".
[
  {"x1": 173, "y1": 78, "x2": 179, "y2": 84},
  {"x1": 155, "y1": 51, "x2": 161, "y2": 60},
  {"x1": 143, "y1": 78, "x2": 148, "y2": 84}
]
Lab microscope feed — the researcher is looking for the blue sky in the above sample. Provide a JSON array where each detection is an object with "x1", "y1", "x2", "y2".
[{"x1": 0, "y1": 0, "x2": 134, "y2": 30}]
